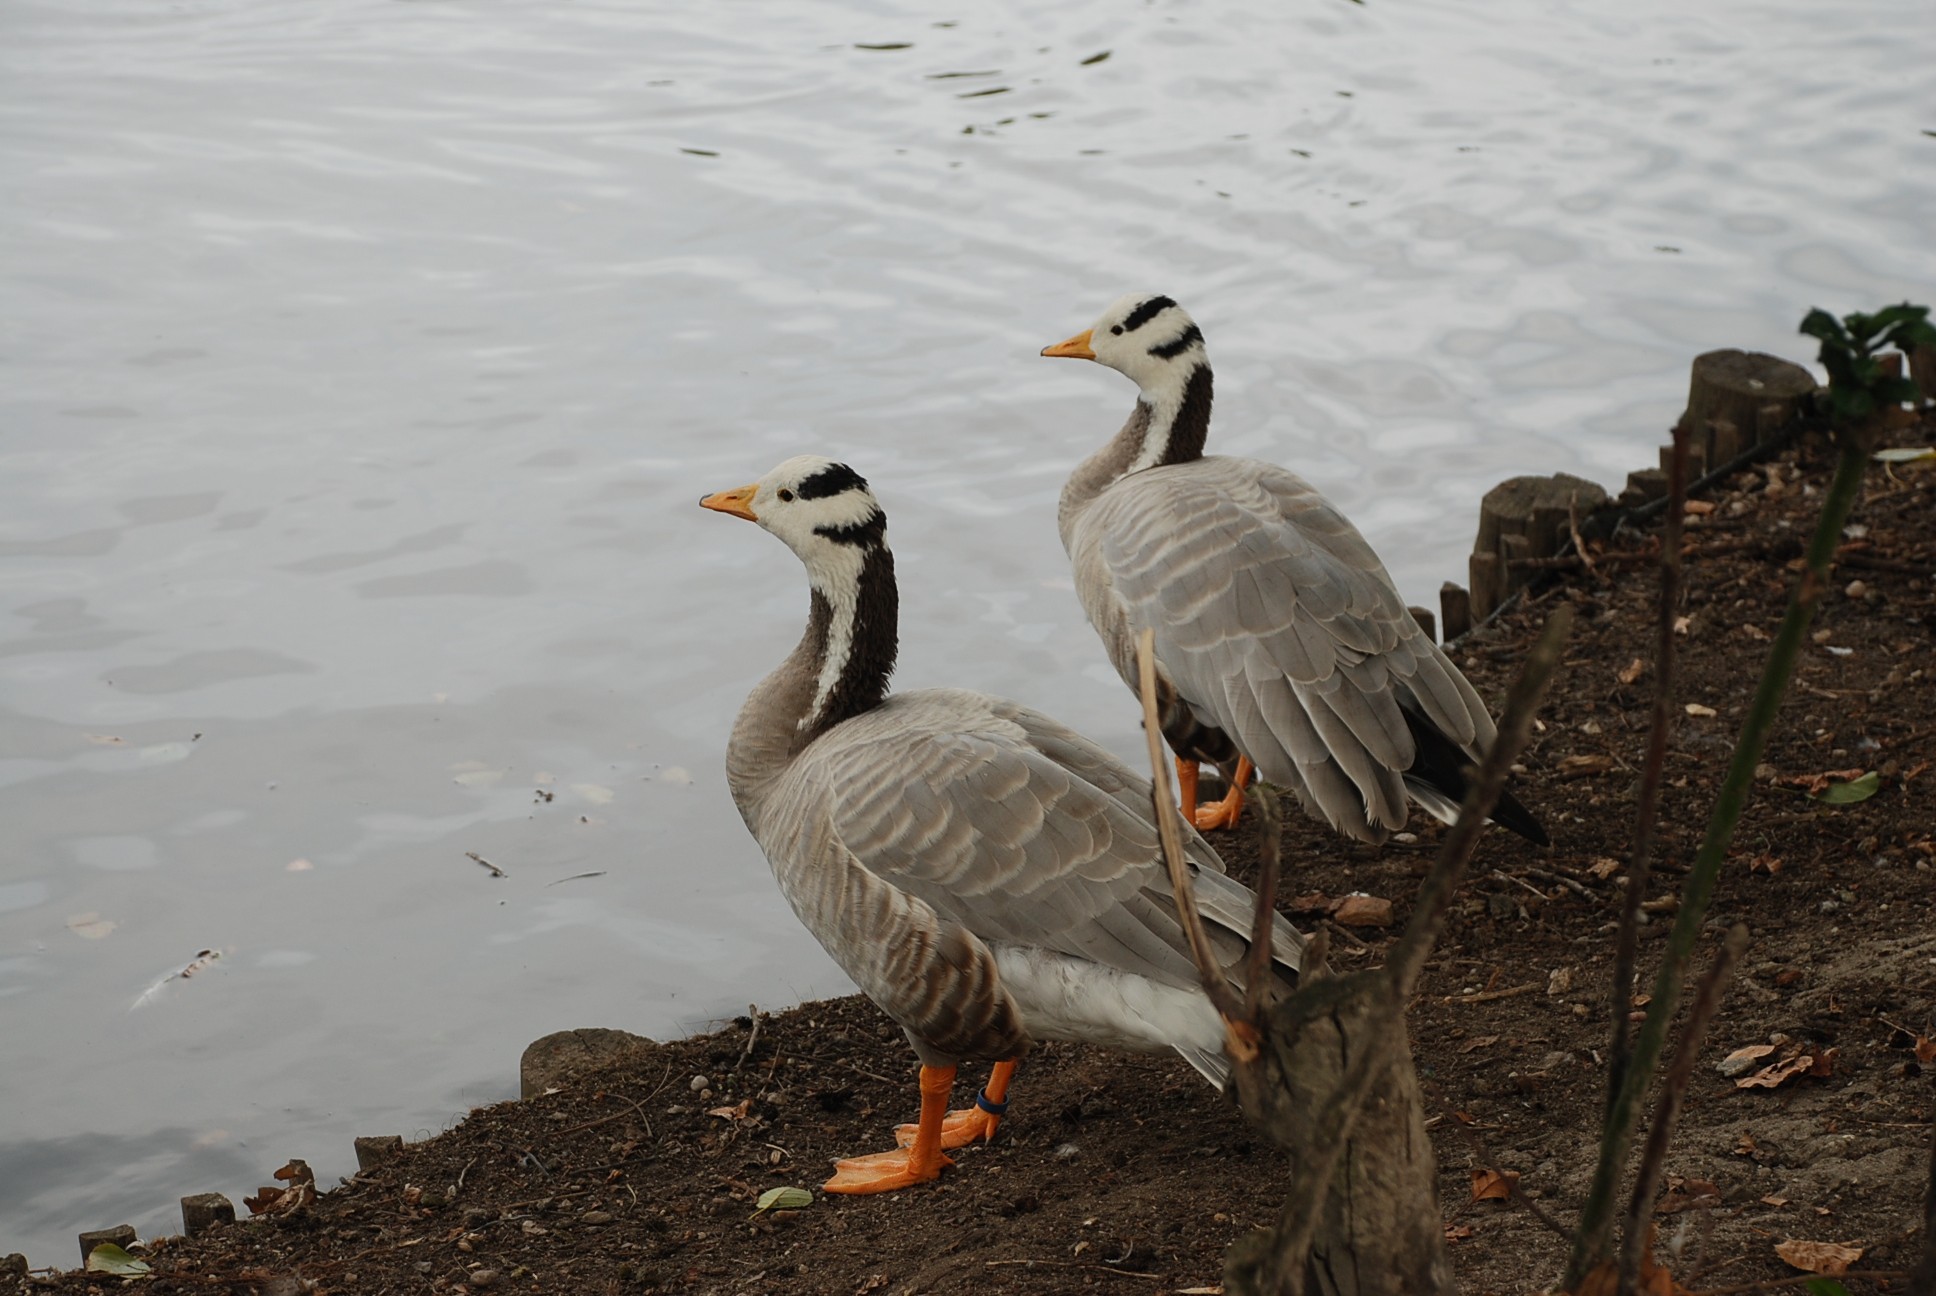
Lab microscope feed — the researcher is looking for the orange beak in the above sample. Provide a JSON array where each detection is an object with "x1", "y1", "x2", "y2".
[
  {"x1": 700, "y1": 483, "x2": 759, "y2": 521},
  {"x1": 1040, "y1": 328, "x2": 1096, "y2": 361}
]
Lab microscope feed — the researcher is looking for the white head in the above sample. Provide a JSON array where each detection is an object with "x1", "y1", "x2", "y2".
[
  {"x1": 700, "y1": 455, "x2": 886, "y2": 587},
  {"x1": 1041, "y1": 292, "x2": 1207, "y2": 395}
]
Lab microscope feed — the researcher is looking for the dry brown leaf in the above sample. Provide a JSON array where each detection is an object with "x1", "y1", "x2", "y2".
[
  {"x1": 1469, "y1": 1167, "x2": 1517, "y2": 1202},
  {"x1": 1588, "y1": 857, "x2": 1622, "y2": 880},
  {"x1": 1917, "y1": 1036, "x2": 1936, "y2": 1065},
  {"x1": 1332, "y1": 893, "x2": 1393, "y2": 927},
  {"x1": 1557, "y1": 754, "x2": 1616, "y2": 780},
  {"x1": 1457, "y1": 1034, "x2": 1500, "y2": 1054},
  {"x1": 1761, "y1": 1194, "x2": 1790, "y2": 1208},
  {"x1": 1781, "y1": 767, "x2": 1866, "y2": 794},
  {"x1": 1773, "y1": 1238, "x2": 1863, "y2": 1275},
  {"x1": 1737, "y1": 1047, "x2": 1836, "y2": 1090},
  {"x1": 1617, "y1": 657, "x2": 1645, "y2": 685},
  {"x1": 1717, "y1": 1043, "x2": 1777, "y2": 1077},
  {"x1": 1443, "y1": 1223, "x2": 1473, "y2": 1244},
  {"x1": 244, "y1": 1160, "x2": 316, "y2": 1216},
  {"x1": 1748, "y1": 854, "x2": 1782, "y2": 875},
  {"x1": 1657, "y1": 1178, "x2": 1720, "y2": 1214},
  {"x1": 1287, "y1": 892, "x2": 1334, "y2": 915}
]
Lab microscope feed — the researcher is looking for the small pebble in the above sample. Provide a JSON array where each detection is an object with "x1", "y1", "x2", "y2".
[
  {"x1": 1844, "y1": 579, "x2": 1867, "y2": 598},
  {"x1": 689, "y1": 1074, "x2": 711, "y2": 1093},
  {"x1": 580, "y1": 1211, "x2": 613, "y2": 1226},
  {"x1": 468, "y1": 1269, "x2": 498, "y2": 1288},
  {"x1": 1053, "y1": 1142, "x2": 1081, "y2": 1161}
]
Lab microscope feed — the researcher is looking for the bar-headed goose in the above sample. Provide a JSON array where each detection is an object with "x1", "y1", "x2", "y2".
[
  {"x1": 702, "y1": 455, "x2": 1304, "y2": 1194},
  {"x1": 1042, "y1": 294, "x2": 1546, "y2": 846}
]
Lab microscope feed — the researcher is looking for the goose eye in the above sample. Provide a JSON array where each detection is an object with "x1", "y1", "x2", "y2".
[
  {"x1": 1110, "y1": 325, "x2": 1124, "y2": 335},
  {"x1": 777, "y1": 489, "x2": 795, "y2": 502}
]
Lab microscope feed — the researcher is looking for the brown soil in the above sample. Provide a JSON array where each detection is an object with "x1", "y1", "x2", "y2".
[{"x1": 18, "y1": 418, "x2": 1935, "y2": 1296}]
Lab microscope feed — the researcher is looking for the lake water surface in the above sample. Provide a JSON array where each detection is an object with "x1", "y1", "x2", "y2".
[{"x1": 3, "y1": 0, "x2": 1932, "y2": 1265}]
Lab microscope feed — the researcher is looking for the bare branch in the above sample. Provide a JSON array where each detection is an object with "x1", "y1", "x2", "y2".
[
  {"x1": 1136, "y1": 629, "x2": 1247, "y2": 1023},
  {"x1": 1619, "y1": 925, "x2": 1749, "y2": 1293},
  {"x1": 1243, "y1": 788, "x2": 1285, "y2": 1019},
  {"x1": 1383, "y1": 606, "x2": 1574, "y2": 999},
  {"x1": 1609, "y1": 421, "x2": 1689, "y2": 1108}
]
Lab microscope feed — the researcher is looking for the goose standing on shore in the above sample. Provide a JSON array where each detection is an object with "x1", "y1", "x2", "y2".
[
  {"x1": 1042, "y1": 294, "x2": 1546, "y2": 846},
  {"x1": 702, "y1": 455, "x2": 1304, "y2": 1194}
]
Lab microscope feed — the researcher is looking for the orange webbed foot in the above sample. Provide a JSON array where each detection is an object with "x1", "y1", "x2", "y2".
[
  {"x1": 822, "y1": 1145, "x2": 954, "y2": 1194},
  {"x1": 897, "y1": 1062, "x2": 1016, "y2": 1151},
  {"x1": 895, "y1": 1105, "x2": 1000, "y2": 1150},
  {"x1": 1190, "y1": 756, "x2": 1254, "y2": 831}
]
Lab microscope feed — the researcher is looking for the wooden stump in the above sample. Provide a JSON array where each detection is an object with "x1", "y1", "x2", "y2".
[
  {"x1": 1912, "y1": 343, "x2": 1936, "y2": 404},
  {"x1": 1406, "y1": 606, "x2": 1437, "y2": 644},
  {"x1": 180, "y1": 1193, "x2": 235, "y2": 1236},
  {"x1": 1678, "y1": 349, "x2": 1817, "y2": 455},
  {"x1": 1439, "y1": 582, "x2": 1471, "y2": 643},
  {"x1": 1469, "y1": 473, "x2": 1609, "y2": 618},
  {"x1": 1226, "y1": 972, "x2": 1454, "y2": 1296},
  {"x1": 354, "y1": 1135, "x2": 404, "y2": 1171},
  {"x1": 78, "y1": 1225, "x2": 136, "y2": 1266}
]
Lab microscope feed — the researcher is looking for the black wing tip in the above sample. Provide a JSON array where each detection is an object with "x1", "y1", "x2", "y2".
[{"x1": 1488, "y1": 786, "x2": 1551, "y2": 847}]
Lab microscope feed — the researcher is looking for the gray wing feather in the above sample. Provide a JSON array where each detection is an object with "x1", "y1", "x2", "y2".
[{"x1": 1072, "y1": 455, "x2": 1497, "y2": 841}]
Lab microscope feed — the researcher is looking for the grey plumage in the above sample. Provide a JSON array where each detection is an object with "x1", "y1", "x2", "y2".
[
  {"x1": 1048, "y1": 294, "x2": 1545, "y2": 846},
  {"x1": 711, "y1": 455, "x2": 1304, "y2": 1086}
]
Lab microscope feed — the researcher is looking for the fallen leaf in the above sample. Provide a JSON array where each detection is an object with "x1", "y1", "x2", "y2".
[
  {"x1": 1617, "y1": 657, "x2": 1646, "y2": 685},
  {"x1": 1469, "y1": 1167, "x2": 1517, "y2": 1202},
  {"x1": 1773, "y1": 1238, "x2": 1863, "y2": 1275},
  {"x1": 1588, "y1": 857, "x2": 1622, "y2": 880},
  {"x1": 1684, "y1": 703, "x2": 1718, "y2": 718},
  {"x1": 1748, "y1": 855, "x2": 1782, "y2": 875},
  {"x1": 1872, "y1": 445, "x2": 1935, "y2": 463},
  {"x1": 1332, "y1": 893, "x2": 1393, "y2": 927},
  {"x1": 1657, "y1": 1178, "x2": 1721, "y2": 1214},
  {"x1": 1557, "y1": 754, "x2": 1616, "y2": 780},
  {"x1": 245, "y1": 1159, "x2": 317, "y2": 1216},
  {"x1": 1917, "y1": 1036, "x2": 1936, "y2": 1065},
  {"x1": 1717, "y1": 1043, "x2": 1776, "y2": 1077},
  {"x1": 1813, "y1": 771, "x2": 1879, "y2": 805},
  {"x1": 1443, "y1": 1223, "x2": 1473, "y2": 1244},
  {"x1": 1738, "y1": 1047, "x2": 1836, "y2": 1090},
  {"x1": 751, "y1": 1186, "x2": 814, "y2": 1217},
  {"x1": 1761, "y1": 1194, "x2": 1790, "y2": 1208},
  {"x1": 1547, "y1": 966, "x2": 1574, "y2": 996},
  {"x1": 707, "y1": 1100, "x2": 753, "y2": 1122},
  {"x1": 1287, "y1": 892, "x2": 1334, "y2": 915},
  {"x1": 84, "y1": 1243, "x2": 151, "y2": 1276},
  {"x1": 1458, "y1": 1035, "x2": 1500, "y2": 1054},
  {"x1": 1783, "y1": 768, "x2": 1867, "y2": 794}
]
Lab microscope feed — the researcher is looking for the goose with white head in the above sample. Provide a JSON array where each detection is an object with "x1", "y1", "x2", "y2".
[
  {"x1": 1043, "y1": 294, "x2": 1548, "y2": 846},
  {"x1": 702, "y1": 455, "x2": 1305, "y2": 1193}
]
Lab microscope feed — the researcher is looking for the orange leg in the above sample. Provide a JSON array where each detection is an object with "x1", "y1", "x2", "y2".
[
  {"x1": 1176, "y1": 758, "x2": 1201, "y2": 823},
  {"x1": 896, "y1": 1059, "x2": 1017, "y2": 1150},
  {"x1": 1192, "y1": 756, "x2": 1254, "y2": 831},
  {"x1": 824, "y1": 1064, "x2": 955, "y2": 1194}
]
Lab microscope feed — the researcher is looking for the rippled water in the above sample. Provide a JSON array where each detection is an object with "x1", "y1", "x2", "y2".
[{"x1": 3, "y1": 0, "x2": 1932, "y2": 1264}]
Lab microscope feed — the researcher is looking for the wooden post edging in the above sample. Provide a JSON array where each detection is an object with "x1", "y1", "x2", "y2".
[{"x1": 1443, "y1": 347, "x2": 1822, "y2": 644}]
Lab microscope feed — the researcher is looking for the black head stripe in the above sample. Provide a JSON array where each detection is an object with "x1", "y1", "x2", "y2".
[
  {"x1": 794, "y1": 462, "x2": 868, "y2": 501},
  {"x1": 1120, "y1": 295, "x2": 1177, "y2": 333},
  {"x1": 1149, "y1": 322, "x2": 1203, "y2": 359},
  {"x1": 814, "y1": 508, "x2": 887, "y2": 548}
]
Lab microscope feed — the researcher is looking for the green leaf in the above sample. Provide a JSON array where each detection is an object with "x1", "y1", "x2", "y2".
[
  {"x1": 751, "y1": 1186, "x2": 814, "y2": 1216},
  {"x1": 1873, "y1": 446, "x2": 1935, "y2": 463},
  {"x1": 1814, "y1": 771, "x2": 1879, "y2": 805},
  {"x1": 85, "y1": 1243, "x2": 152, "y2": 1276},
  {"x1": 1798, "y1": 308, "x2": 1850, "y2": 347},
  {"x1": 1804, "y1": 1280, "x2": 1851, "y2": 1296}
]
